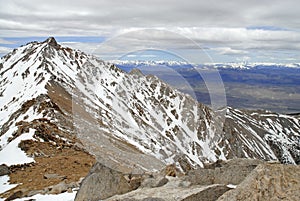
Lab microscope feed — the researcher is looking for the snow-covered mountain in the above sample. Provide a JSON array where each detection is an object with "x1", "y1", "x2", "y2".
[
  {"x1": 204, "y1": 62, "x2": 300, "y2": 70},
  {"x1": 110, "y1": 60, "x2": 190, "y2": 66},
  {"x1": 0, "y1": 37, "x2": 299, "y2": 199}
]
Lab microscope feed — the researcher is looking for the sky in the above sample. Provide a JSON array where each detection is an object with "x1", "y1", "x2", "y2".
[{"x1": 0, "y1": 0, "x2": 300, "y2": 63}]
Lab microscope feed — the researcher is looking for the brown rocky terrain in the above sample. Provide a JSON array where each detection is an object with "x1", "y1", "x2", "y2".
[
  {"x1": 0, "y1": 80, "x2": 95, "y2": 200},
  {"x1": 0, "y1": 136, "x2": 95, "y2": 200}
]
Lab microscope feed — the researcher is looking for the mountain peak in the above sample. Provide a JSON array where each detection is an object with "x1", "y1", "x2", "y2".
[
  {"x1": 44, "y1": 37, "x2": 59, "y2": 48},
  {"x1": 129, "y1": 68, "x2": 144, "y2": 77}
]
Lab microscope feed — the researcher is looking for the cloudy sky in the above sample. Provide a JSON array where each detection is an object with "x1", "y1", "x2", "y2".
[{"x1": 0, "y1": 0, "x2": 300, "y2": 63}]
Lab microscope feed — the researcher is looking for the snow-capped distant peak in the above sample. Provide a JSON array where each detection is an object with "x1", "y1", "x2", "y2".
[
  {"x1": 109, "y1": 60, "x2": 300, "y2": 70},
  {"x1": 110, "y1": 59, "x2": 190, "y2": 66}
]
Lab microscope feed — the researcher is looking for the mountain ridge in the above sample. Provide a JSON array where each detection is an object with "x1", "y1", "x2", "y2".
[
  {"x1": 1, "y1": 37, "x2": 299, "y2": 167},
  {"x1": 0, "y1": 37, "x2": 299, "y2": 199},
  {"x1": 111, "y1": 59, "x2": 300, "y2": 69}
]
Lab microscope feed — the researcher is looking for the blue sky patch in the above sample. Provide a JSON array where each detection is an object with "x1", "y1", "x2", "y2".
[
  {"x1": 246, "y1": 26, "x2": 289, "y2": 31},
  {"x1": 0, "y1": 36, "x2": 106, "y2": 49}
]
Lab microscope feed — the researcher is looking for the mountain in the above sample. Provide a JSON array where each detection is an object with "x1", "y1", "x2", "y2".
[
  {"x1": 111, "y1": 60, "x2": 300, "y2": 114},
  {"x1": 0, "y1": 38, "x2": 299, "y2": 199},
  {"x1": 111, "y1": 59, "x2": 300, "y2": 70}
]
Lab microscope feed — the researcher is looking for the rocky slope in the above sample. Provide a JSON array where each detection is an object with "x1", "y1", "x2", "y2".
[
  {"x1": 0, "y1": 38, "x2": 96, "y2": 200},
  {"x1": 0, "y1": 38, "x2": 299, "y2": 200}
]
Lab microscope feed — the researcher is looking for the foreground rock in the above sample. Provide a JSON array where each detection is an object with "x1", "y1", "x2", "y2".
[
  {"x1": 217, "y1": 163, "x2": 300, "y2": 201},
  {"x1": 75, "y1": 158, "x2": 300, "y2": 201},
  {"x1": 75, "y1": 162, "x2": 142, "y2": 201},
  {"x1": 76, "y1": 159, "x2": 260, "y2": 201},
  {"x1": 186, "y1": 158, "x2": 263, "y2": 185},
  {"x1": 106, "y1": 180, "x2": 230, "y2": 201},
  {"x1": 104, "y1": 158, "x2": 262, "y2": 201}
]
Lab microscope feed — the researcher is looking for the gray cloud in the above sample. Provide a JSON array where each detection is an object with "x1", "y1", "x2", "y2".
[
  {"x1": 212, "y1": 47, "x2": 248, "y2": 55},
  {"x1": 0, "y1": 46, "x2": 11, "y2": 54},
  {"x1": 0, "y1": 0, "x2": 299, "y2": 62},
  {"x1": 1, "y1": 0, "x2": 299, "y2": 35}
]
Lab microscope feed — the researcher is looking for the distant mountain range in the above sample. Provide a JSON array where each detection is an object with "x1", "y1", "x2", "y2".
[
  {"x1": 111, "y1": 59, "x2": 300, "y2": 69},
  {"x1": 112, "y1": 60, "x2": 300, "y2": 114}
]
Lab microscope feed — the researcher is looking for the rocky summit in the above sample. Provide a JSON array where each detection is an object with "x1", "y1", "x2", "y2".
[{"x1": 0, "y1": 38, "x2": 299, "y2": 200}]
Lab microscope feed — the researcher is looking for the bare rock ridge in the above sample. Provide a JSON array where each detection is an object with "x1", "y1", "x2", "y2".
[{"x1": 0, "y1": 37, "x2": 299, "y2": 200}]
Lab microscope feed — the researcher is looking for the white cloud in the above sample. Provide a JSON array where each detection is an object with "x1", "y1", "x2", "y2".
[
  {"x1": 212, "y1": 47, "x2": 248, "y2": 55},
  {"x1": 236, "y1": 56, "x2": 251, "y2": 62},
  {"x1": 0, "y1": 46, "x2": 12, "y2": 54},
  {"x1": 60, "y1": 42, "x2": 96, "y2": 53},
  {"x1": 0, "y1": 0, "x2": 299, "y2": 36},
  {"x1": 125, "y1": 54, "x2": 157, "y2": 58}
]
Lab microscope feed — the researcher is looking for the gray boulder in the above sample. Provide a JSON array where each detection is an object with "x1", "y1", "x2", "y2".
[
  {"x1": 75, "y1": 162, "x2": 142, "y2": 201},
  {"x1": 181, "y1": 185, "x2": 230, "y2": 201},
  {"x1": 217, "y1": 163, "x2": 300, "y2": 201},
  {"x1": 0, "y1": 164, "x2": 10, "y2": 176},
  {"x1": 105, "y1": 182, "x2": 230, "y2": 201},
  {"x1": 186, "y1": 158, "x2": 264, "y2": 185}
]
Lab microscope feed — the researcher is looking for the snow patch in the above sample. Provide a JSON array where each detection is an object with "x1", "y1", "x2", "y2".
[
  {"x1": 0, "y1": 175, "x2": 18, "y2": 194},
  {"x1": 12, "y1": 191, "x2": 76, "y2": 201},
  {"x1": 227, "y1": 184, "x2": 237, "y2": 189},
  {"x1": 0, "y1": 128, "x2": 35, "y2": 166}
]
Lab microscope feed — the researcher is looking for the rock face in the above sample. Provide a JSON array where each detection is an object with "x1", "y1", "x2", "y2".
[
  {"x1": 217, "y1": 163, "x2": 300, "y2": 201},
  {"x1": 181, "y1": 185, "x2": 230, "y2": 201},
  {"x1": 0, "y1": 164, "x2": 10, "y2": 176},
  {"x1": 186, "y1": 158, "x2": 263, "y2": 185},
  {"x1": 75, "y1": 162, "x2": 142, "y2": 201},
  {"x1": 105, "y1": 182, "x2": 230, "y2": 201}
]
